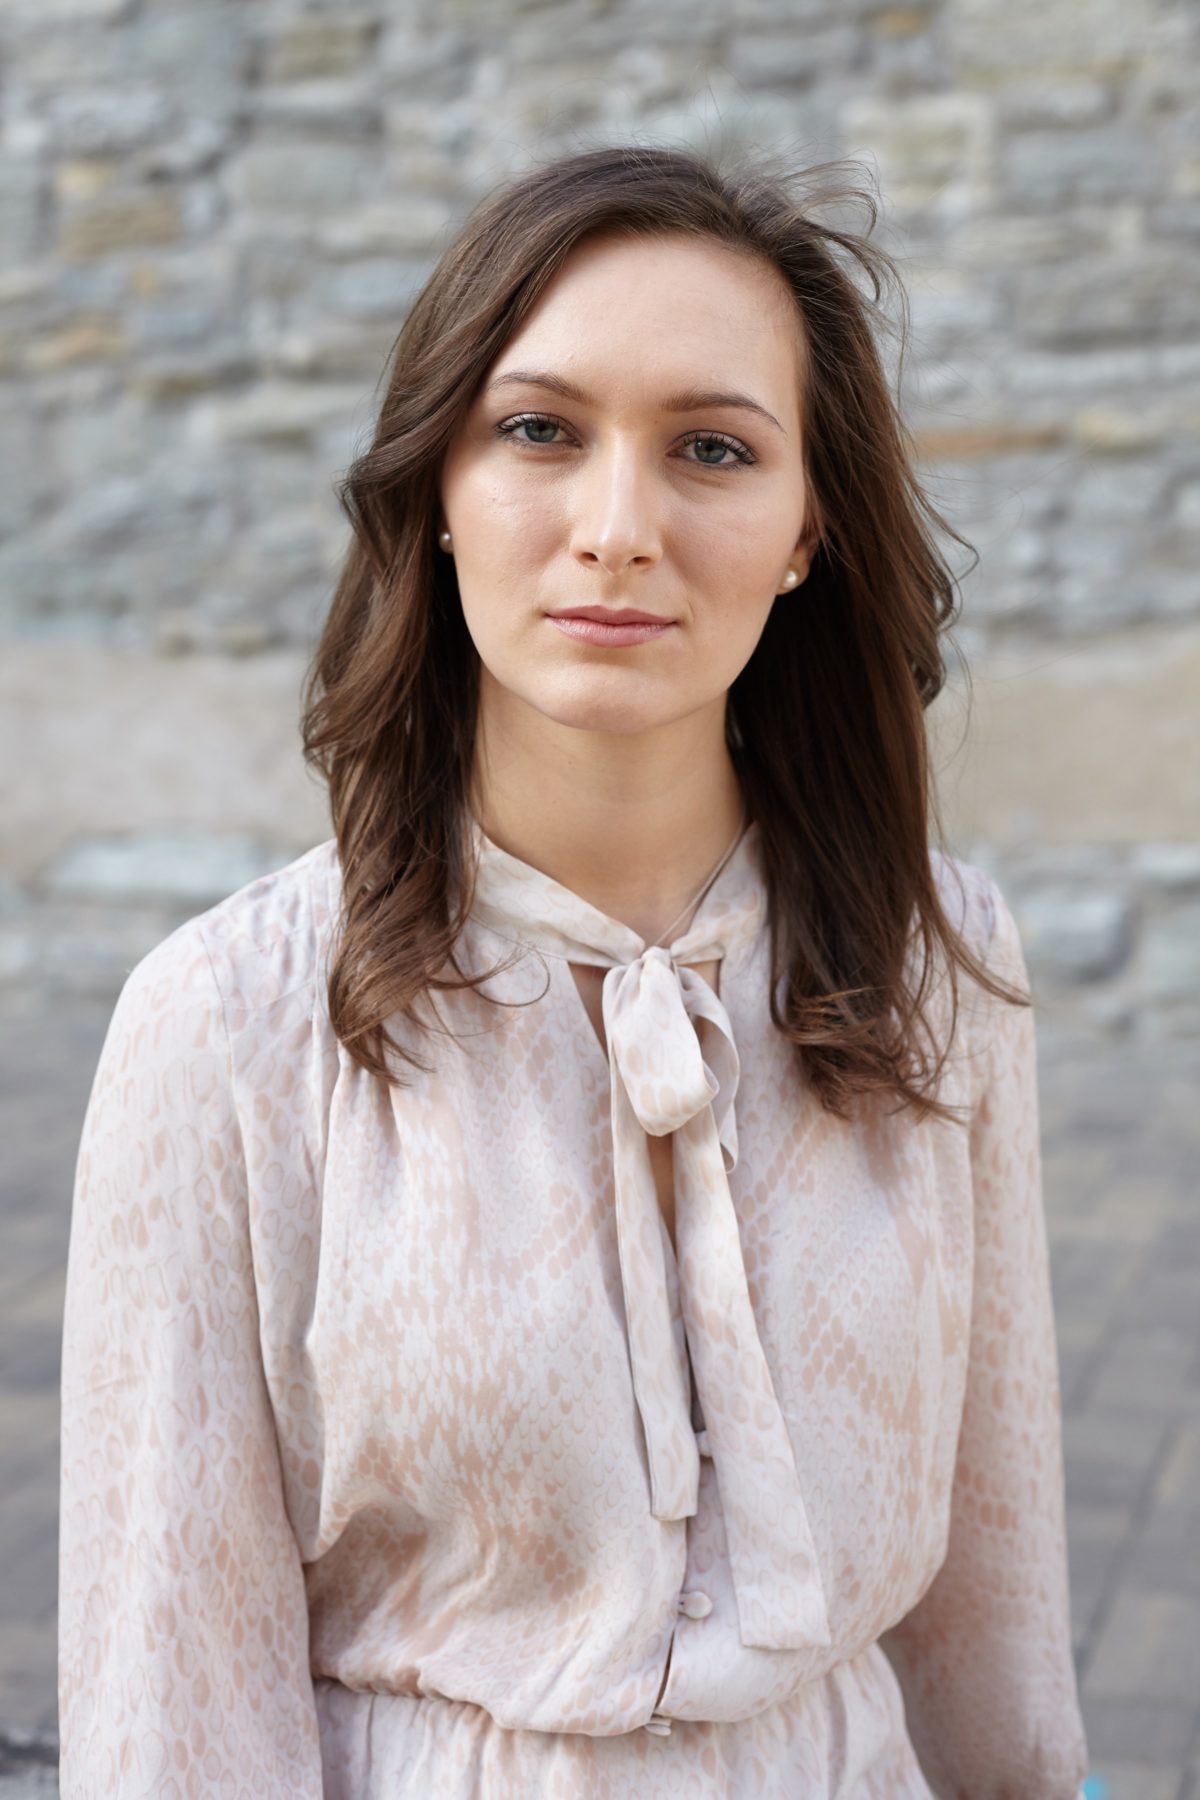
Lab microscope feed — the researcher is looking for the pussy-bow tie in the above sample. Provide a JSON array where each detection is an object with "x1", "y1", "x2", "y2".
[{"x1": 468, "y1": 818, "x2": 832, "y2": 1653}]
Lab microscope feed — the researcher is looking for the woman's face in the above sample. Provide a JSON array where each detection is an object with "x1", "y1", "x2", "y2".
[{"x1": 438, "y1": 230, "x2": 819, "y2": 739}]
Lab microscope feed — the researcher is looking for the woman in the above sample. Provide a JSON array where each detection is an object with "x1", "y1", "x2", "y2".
[{"x1": 58, "y1": 144, "x2": 1091, "y2": 1797}]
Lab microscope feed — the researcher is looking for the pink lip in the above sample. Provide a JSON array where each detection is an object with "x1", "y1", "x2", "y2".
[
  {"x1": 547, "y1": 616, "x2": 676, "y2": 648},
  {"x1": 550, "y1": 607, "x2": 670, "y2": 626}
]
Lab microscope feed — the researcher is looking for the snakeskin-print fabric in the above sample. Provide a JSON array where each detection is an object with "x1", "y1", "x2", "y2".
[{"x1": 57, "y1": 818, "x2": 1089, "y2": 1798}]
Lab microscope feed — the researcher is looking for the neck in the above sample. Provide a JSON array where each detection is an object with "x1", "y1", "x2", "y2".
[{"x1": 468, "y1": 679, "x2": 747, "y2": 946}]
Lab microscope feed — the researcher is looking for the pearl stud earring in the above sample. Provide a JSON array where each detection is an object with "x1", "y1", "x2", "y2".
[
  {"x1": 780, "y1": 568, "x2": 799, "y2": 591},
  {"x1": 438, "y1": 529, "x2": 453, "y2": 551}
]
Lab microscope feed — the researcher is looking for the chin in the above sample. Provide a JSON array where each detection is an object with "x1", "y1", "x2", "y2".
[
  {"x1": 541, "y1": 696, "x2": 670, "y2": 736},
  {"x1": 523, "y1": 671, "x2": 683, "y2": 737}
]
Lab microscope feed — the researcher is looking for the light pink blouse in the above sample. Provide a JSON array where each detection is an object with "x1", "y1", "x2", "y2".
[{"x1": 58, "y1": 817, "x2": 1090, "y2": 1798}]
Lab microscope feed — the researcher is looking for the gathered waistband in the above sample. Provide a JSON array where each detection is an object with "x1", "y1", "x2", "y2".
[{"x1": 313, "y1": 1642, "x2": 935, "y2": 1799}]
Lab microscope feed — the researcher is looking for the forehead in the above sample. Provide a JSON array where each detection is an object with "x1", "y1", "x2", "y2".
[{"x1": 488, "y1": 231, "x2": 806, "y2": 426}]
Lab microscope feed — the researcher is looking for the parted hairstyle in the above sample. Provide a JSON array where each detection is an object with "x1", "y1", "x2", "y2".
[{"x1": 300, "y1": 139, "x2": 1028, "y2": 1125}]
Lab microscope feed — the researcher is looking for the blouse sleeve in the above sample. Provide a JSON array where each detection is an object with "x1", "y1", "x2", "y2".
[
  {"x1": 878, "y1": 875, "x2": 1090, "y2": 1800},
  {"x1": 57, "y1": 923, "x2": 324, "y2": 1799}
]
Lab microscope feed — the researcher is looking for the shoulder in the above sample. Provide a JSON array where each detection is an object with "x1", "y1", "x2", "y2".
[
  {"x1": 928, "y1": 845, "x2": 1025, "y2": 985},
  {"x1": 113, "y1": 837, "x2": 342, "y2": 1037},
  {"x1": 927, "y1": 848, "x2": 1034, "y2": 1112},
  {"x1": 79, "y1": 841, "x2": 344, "y2": 1216}
]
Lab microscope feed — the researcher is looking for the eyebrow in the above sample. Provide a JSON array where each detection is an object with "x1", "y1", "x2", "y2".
[{"x1": 484, "y1": 368, "x2": 786, "y2": 436}]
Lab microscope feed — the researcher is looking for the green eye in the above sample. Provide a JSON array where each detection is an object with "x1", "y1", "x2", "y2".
[
  {"x1": 678, "y1": 432, "x2": 756, "y2": 469},
  {"x1": 495, "y1": 413, "x2": 564, "y2": 447}
]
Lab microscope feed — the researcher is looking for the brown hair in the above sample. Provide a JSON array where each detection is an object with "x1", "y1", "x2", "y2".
[{"x1": 300, "y1": 140, "x2": 1027, "y2": 1125}]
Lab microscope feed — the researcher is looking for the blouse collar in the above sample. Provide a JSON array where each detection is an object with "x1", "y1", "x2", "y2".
[
  {"x1": 466, "y1": 816, "x2": 832, "y2": 1655},
  {"x1": 466, "y1": 813, "x2": 768, "y2": 973}
]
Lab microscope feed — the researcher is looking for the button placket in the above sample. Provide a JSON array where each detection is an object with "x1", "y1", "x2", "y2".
[{"x1": 645, "y1": 1385, "x2": 713, "y2": 1736}]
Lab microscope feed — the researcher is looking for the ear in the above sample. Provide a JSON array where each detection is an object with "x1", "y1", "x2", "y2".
[{"x1": 789, "y1": 506, "x2": 824, "y2": 586}]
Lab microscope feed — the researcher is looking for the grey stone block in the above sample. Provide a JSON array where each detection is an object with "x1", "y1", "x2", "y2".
[
  {"x1": 0, "y1": 1765, "x2": 58, "y2": 1799},
  {"x1": 1014, "y1": 886, "x2": 1133, "y2": 984},
  {"x1": 1016, "y1": 254, "x2": 1200, "y2": 347},
  {"x1": 1141, "y1": 904, "x2": 1200, "y2": 1005},
  {"x1": 42, "y1": 825, "x2": 295, "y2": 908},
  {"x1": 1001, "y1": 127, "x2": 1165, "y2": 205}
]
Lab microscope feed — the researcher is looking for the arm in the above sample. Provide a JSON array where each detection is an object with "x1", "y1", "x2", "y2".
[
  {"x1": 879, "y1": 876, "x2": 1090, "y2": 1800},
  {"x1": 57, "y1": 924, "x2": 324, "y2": 1798}
]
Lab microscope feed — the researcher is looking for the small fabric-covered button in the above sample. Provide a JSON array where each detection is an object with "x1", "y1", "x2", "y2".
[
  {"x1": 644, "y1": 1716, "x2": 672, "y2": 1736},
  {"x1": 678, "y1": 1589, "x2": 713, "y2": 1619},
  {"x1": 696, "y1": 1428, "x2": 712, "y2": 1457}
]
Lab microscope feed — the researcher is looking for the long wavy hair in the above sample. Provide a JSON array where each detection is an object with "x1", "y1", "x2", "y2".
[{"x1": 300, "y1": 140, "x2": 1027, "y2": 1125}]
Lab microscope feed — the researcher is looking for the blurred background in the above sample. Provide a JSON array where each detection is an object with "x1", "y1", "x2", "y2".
[{"x1": 1, "y1": 1, "x2": 1197, "y2": 1795}]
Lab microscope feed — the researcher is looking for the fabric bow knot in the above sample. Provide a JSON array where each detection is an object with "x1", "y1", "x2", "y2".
[{"x1": 603, "y1": 946, "x2": 739, "y2": 1153}]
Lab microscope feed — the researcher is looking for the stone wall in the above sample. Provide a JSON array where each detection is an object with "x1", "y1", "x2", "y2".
[{"x1": 1, "y1": 0, "x2": 1196, "y2": 1040}]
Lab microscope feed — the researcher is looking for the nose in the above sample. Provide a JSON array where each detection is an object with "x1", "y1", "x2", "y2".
[{"x1": 567, "y1": 437, "x2": 663, "y2": 578}]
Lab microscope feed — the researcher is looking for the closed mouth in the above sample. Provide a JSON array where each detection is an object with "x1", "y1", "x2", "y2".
[{"x1": 548, "y1": 608, "x2": 673, "y2": 626}]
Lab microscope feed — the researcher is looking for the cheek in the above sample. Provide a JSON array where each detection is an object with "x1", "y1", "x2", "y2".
[
  {"x1": 703, "y1": 597, "x2": 777, "y2": 677},
  {"x1": 457, "y1": 589, "x2": 516, "y2": 671},
  {"x1": 678, "y1": 495, "x2": 789, "y2": 588},
  {"x1": 683, "y1": 557, "x2": 780, "y2": 687},
  {"x1": 456, "y1": 577, "x2": 552, "y2": 697},
  {"x1": 680, "y1": 519, "x2": 778, "y2": 622},
  {"x1": 451, "y1": 461, "x2": 562, "y2": 567}
]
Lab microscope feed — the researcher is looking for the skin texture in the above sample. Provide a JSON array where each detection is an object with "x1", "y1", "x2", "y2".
[{"x1": 438, "y1": 228, "x2": 821, "y2": 945}]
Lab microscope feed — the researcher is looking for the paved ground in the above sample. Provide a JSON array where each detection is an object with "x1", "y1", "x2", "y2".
[{"x1": 1, "y1": 988, "x2": 1197, "y2": 1797}]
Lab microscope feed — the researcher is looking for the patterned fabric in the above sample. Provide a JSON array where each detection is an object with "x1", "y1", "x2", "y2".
[
  {"x1": 58, "y1": 817, "x2": 1090, "y2": 1799},
  {"x1": 469, "y1": 817, "x2": 831, "y2": 1656}
]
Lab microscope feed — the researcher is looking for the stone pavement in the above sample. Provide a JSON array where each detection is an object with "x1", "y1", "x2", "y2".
[{"x1": 1, "y1": 988, "x2": 1197, "y2": 1797}]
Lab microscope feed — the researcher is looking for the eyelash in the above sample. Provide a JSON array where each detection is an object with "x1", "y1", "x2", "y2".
[{"x1": 493, "y1": 411, "x2": 758, "y2": 470}]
